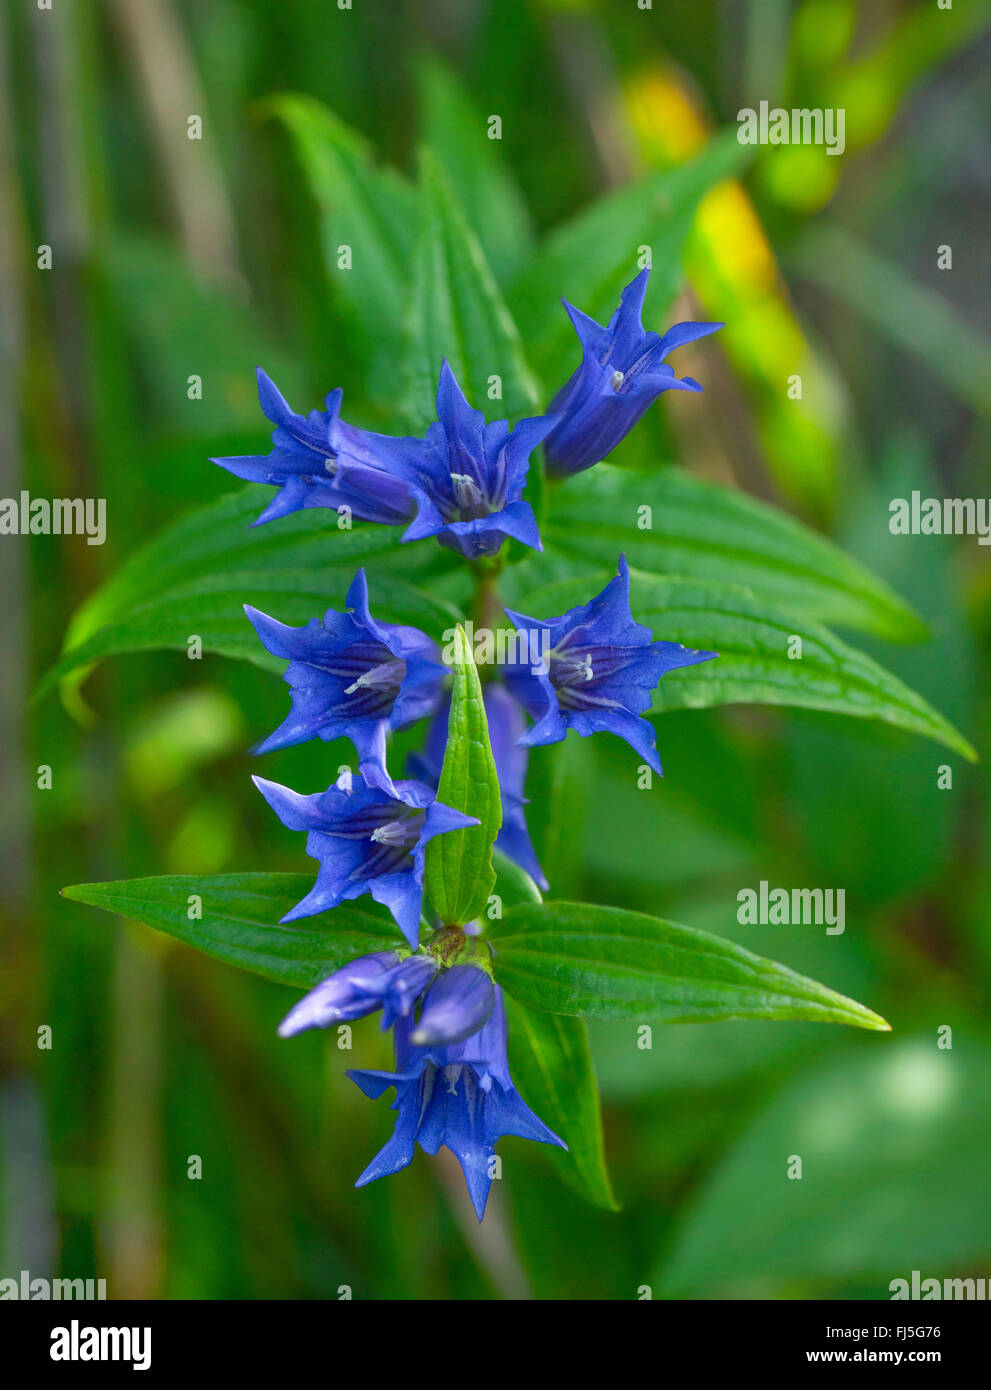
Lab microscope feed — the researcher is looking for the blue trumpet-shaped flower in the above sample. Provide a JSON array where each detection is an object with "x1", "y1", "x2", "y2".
[
  {"x1": 253, "y1": 773, "x2": 477, "y2": 948},
  {"x1": 543, "y1": 269, "x2": 722, "y2": 476},
  {"x1": 277, "y1": 951, "x2": 438, "y2": 1037},
  {"x1": 211, "y1": 368, "x2": 416, "y2": 526},
  {"x1": 349, "y1": 986, "x2": 565, "y2": 1220},
  {"x1": 502, "y1": 555, "x2": 718, "y2": 775},
  {"x1": 410, "y1": 964, "x2": 495, "y2": 1046},
  {"x1": 245, "y1": 568, "x2": 445, "y2": 793},
  {"x1": 337, "y1": 361, "x2": 555, "y2": 559},
  {"x1": 408, "y1": 683, "x2": 548, "y2": 891}
]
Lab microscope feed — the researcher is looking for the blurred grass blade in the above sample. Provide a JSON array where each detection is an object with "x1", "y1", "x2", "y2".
[
  {"x1": 490, "y1": 901, "x2": 890, "y2": 1030},
  {"x1": 793, "y1": 223, "x2": 991, "y2": 413},
  {"x1": 506, "y1": 996, "x2": 619, "y2": 1213},
  {"x1": 61, "y1": 874, "x2": 402, "y2": 988},
  {"x1": 513, "y1": 572, "x2": 975, "y2": 760}
]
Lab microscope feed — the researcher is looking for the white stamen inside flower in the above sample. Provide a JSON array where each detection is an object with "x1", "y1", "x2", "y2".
[
  {"x1": 323, "y1": 456, "x2": 337, "y2": 474},
  {"x1": 443, "y1": 1064, "x2": 462, "y2": 1095},
  {"x1": 450, "y1": 473, "x2": 485, "y2": 511},
  {"x1": 370, "y1": 820, "x2": 409, "y2": 847},
  {"x1": 610, "y1": 369, "x2": 625, "y2": 391},
  {"x1": 577, "y1": 652, "x2": 594, "y2": 681},
  {"x1": 344, "y1": 660, "x2": 401, "y2": 695}
]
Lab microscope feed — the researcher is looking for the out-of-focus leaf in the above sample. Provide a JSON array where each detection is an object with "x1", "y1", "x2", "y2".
[
  {"x1": 401, "y1": 148, "x2": 540, "y2": 430},
  {"x1": 540, "y1": 465, "x2": 927, "y2": 642},
  {"x1": 506, "y1": 996, "x2": 619, "y2": 1212},
  {"x1": 61, "y1": 874, "x2": 401, "y2": 988},
  {"x1": 124, "y1": 689, "x2": 246, "y2": 798},
  {"x1": 512, "y1": 572, "x2": 975, "y2": 760},
  {"x1": 783, "y1": 441, "x2": 977, "y2": 904},
  {"x1": 490, "y1": 901, "x2": 890, "y2": 1030},
  {"x1": 415, "y1": 56, "x2": 533, "y2": 285},
  {"x1": 658, "y1": 1037, "x2": 991, "y2": 1294},
  {"x1": 105, "y1": 235, "x2": 305, "y2": 437},
  {"x1": 510, "y1": 131, "x2": 750, "y2": 383},
  {"x1": 424, "y1": 626, "x2": 502, "y2": 926},
  {"x1": 264, "y1": 94, "x2": 415, "y2": 403}
]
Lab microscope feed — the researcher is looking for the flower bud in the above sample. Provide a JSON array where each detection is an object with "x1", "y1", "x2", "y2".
[
  {"x1": 411, "y1": 964, "x2": 494, "y2": 1046},
  {"x1": 277, "y1": 951, "x2": 400, "y2": 1037}
]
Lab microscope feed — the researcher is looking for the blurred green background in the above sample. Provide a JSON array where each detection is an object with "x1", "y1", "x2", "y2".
[{"x1": 2, "y1": 0, "x2": 990, "y2": 1299}]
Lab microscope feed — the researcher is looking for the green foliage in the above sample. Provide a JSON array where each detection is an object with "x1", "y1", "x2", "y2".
[
  {"x1": 423, "y1": 626, "x2": 503, "y2": 926},
  {"x1": 511, "y1": 132, "x2": 752, "y2": 384},
  {"x1": 658, "y1": 1037, "x2": 991, "y2": 1295},
  {"x1": 415, "y1": 56, "x2": 533, "y2": 287},
  {"x1": 38, "y1": 490, "x2": 459, "y2": 698},
  {"x1": 535, "y1": 464, "x2": 927, "y2": 642},
  {"x1": 18, "y1": 2, "x2": 990, "y2": 1302},
  {"x1": 265, "y1": 94, "x2": 415, "y2": 406},
  {"x1": 489, "y1": 901, "x2": 889, "y2": 1030},
  {"x1": 513, "y1": 572, "x2": 975, "y2": 759},
  {"x1": 506, "y1": 997, "x2": 618, "y2": 1212},
  {"x1": 61, "y1": 875, "x2": 401, "y2": 988},
  {"x1": 401, "y1": 148, "x2": 539, "y2": 429}
]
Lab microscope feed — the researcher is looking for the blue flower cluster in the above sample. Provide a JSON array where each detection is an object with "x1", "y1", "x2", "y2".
[{"x1": 215, "y1": 270, "x2": 720, "y2": 1218}]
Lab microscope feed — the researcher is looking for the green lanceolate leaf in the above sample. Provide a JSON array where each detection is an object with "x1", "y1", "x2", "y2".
[
  {"x1": 511, "y1": 572, "x2": 975, "y2": 760},
  {"x1": 264, "y1": 94, "x2": 415, "y2": 403},
  {"x1": 541, "y1": 464, "x2": 927, "y2": 642},
  {"x1": 424, "y1": 626, "x2": 502, "y2": 926},
  {"x1": 506, "y1": 996, "x2": 619, "y2": 1212},
  {"x1": 400, "y1": 147, "x2": 540, "y2": 431},
  {"x1": 61, "y1": 874, "x2": 401, "y2": 989},
  {"x1": 36, "y1": 488, "x2": 461, "y2": 701},
  {"x1": 490, "y1": 901, "x2": 890, "y2": 1030},
  {"x1": 510, "y1": 131, "x2": 751, "y2": 383},
  {"x1": 415, "y1": 56, "x2": 533, "y2": 287}
]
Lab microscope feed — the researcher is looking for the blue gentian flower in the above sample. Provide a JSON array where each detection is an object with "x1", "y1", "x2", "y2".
[
  {"x1": 338, "y1": 361, "x2": 555, "y2": 559},
  {"x1": 252, "y1": 773, "x2": 477, "y2": 947},
  {"x1": 410, "y1": 964, "x2": 495, "y2": 1046},
  {"x1": 245, "y1": 568, "x2": 444, "y2": 793},
  {"x1": 278, "y1": 951, "x2": 438, "y2": 1037},
  {"x1": 502, "y1": 555, "x2": 718, "y2": 774},
  {"x1": 407, "y1": 683, "x2": 548, "y2": 891},
  {"x1": 543, "y1": 269, "x2": 722, "y2": 476},
  {"x1": 349, "y1": 986, "x2": 565, "y2": 1219},
  {"x1": 211, "y1": 368, "x2": 416, "y2": 526}
]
